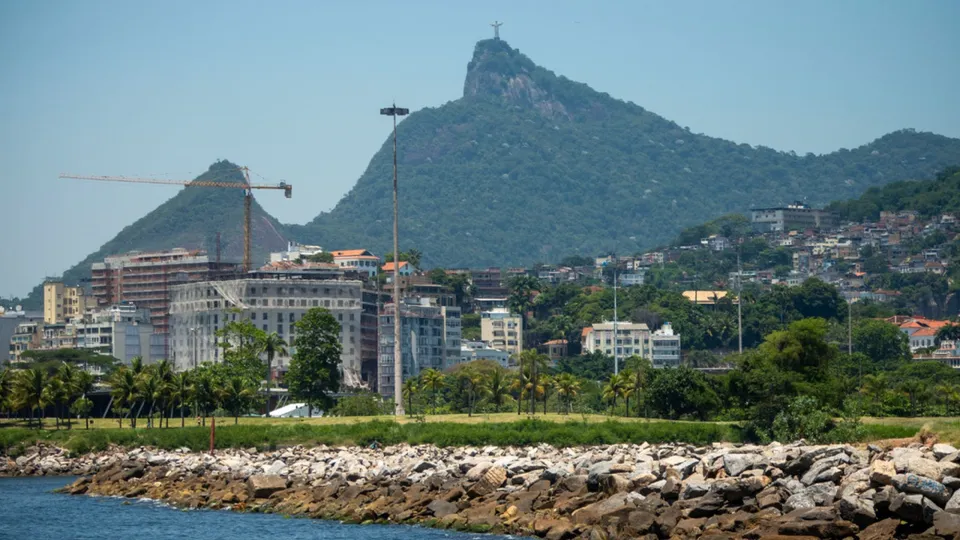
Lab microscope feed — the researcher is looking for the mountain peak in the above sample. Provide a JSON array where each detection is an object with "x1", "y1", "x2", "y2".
[{"x1": 463, "y1": 39, "x2": 570, "y2": 118}]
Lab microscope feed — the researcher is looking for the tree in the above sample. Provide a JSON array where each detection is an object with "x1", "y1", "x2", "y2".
[
  {"x1": 421, "y1": 369, "x2": 446, "y2": 415},
  {"x1": 287, "y1": 308, "x2": 343, "y2": 415},
  {"x1": 190, "y1": 368, "x2": 218, "y2": 425},
  {"x1": 937, "y1": 324, "x2": 960, "y2": 344},
  {"x1": 402, "y1": 378, "x2": 419, "y2": 415},
  {"x1": 70, "y1": 397, "x2": 93, "y2": 429},
  {"x1": 218, "y1": 376, "x2": 258, "y2": 424},
  {"x1": 137, "y1": 371, "x2": 162, "y2": 428},
  {"x1": 151, "y1": 360, "x2": 174, "y2": 427},
  {"x1": 626, "y1": 355, "x2": 652, "y2": 418},
  {"x1": 899, "y1": 379, "x2": 926, "y2": 416},
  {"x1": 259, "y1": 332, "x2": 288, "y2": 410},
  {"x1": 110, "y1": 368, "x2": 139, "y2": 428},
  {"x1": 487, "y1": 365, "x2": 510, "y2": 411},
  {"x1": 170, "y1": 372, "x2": 192, "y2": 427},
  {"x1": 860, "y1": 373, "x2": 889, "y2": 416},
  {"x1": 0, "y1": 369, "x2": 11, "y2": 416},
  {"x1": 305, "y1": 251, "x2": 334, "y2": 263},
  {"x1": 853, "y1": 319, "x2": 911, "y2": 372},
  {"x1": 55, "y1": 362, "x2": 81, "y2": 429},
  {"x1": 406, "y1": 249, "x2": 423, "y2": 271},
  {"x1": 602, "y1": 373, "x2": 628, "y2": 414},
  {"x1": 517, "y1": 349, "x2": 548, "y2": 415},
  {"x1": 540, "y1": 374, "x2": 553, "y2": 414},
  {"x1": 646, "y1": 367, "x2": 720, "y2": 420},
  {"x1": 461, "y1": 367, "x2": 488, "y2": 416},
  {"x1": 42, "y1": 377, "x2": 68, "y2": 430},
  {"x1": 218, "y1": 320, "x2": 268, "y2": 381},
  {"x1": 554, "y1": 373, "x2": 581, "y2": 414}
]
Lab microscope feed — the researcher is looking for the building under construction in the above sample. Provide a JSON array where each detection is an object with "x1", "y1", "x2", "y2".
[{"x1": 90, "y1": 249, "x2": 242, "y2": 353}]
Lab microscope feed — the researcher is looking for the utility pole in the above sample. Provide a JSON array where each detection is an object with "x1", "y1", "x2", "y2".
[
  {"x1": 737, "y1": 251, "x2": 743, "y2": 354},
  {"x1": 612, "y1": 253, "x2": 619, "y2": 375},
  {"x1": 381, "y1": 103, "x2": 410, "y2": 416}
]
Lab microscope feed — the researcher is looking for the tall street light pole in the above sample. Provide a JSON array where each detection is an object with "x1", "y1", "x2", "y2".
[{"x1": 381, "y1": 103, "x2": 409, "y2": 416}]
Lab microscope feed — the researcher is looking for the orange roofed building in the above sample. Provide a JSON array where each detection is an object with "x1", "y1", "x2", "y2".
[{"x1": 331, "y1": 249, "x2": 380, "y2": 278}]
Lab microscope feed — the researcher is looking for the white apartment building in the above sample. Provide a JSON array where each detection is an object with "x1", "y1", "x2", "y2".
[
  {"x1": 270, "y1": 241, "x2": 325, "y2": 263},
  {"x1": 480, "y1": 308, "x2": 523, "y2": 356},
  {"x1": 460, "y1": 340, "x2": 510, "y2": 367},
  {"x1": 651, "y1": 322, "x2": 682, "y2": 368},
  {"x1": 168, "y1": 269, "x2": 373, "y2": 387},
  {"x1": 331, "y1": 249, "x2": 380, "y2": 278},
  {"x1": 378, "y1": 298, "x2": 461, "y2": 399},
  {"x1": 618, "y1": 271, "x2": 646, "y2": 287},
  {"x1": 73, "y1": 304, "x2": 165, "y2": 365},
  {"x1": 581, "y1": 321, "x2": 651, "y2": 359}
]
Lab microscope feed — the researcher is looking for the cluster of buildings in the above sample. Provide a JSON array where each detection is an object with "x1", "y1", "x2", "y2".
[{"x1": 581, "y1": 320, "x2": 682, "y2": 369}]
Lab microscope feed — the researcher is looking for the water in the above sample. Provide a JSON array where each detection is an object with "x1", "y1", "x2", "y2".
[{"x1": 0, "y1": 477, "x2": 512, "y2": 540}]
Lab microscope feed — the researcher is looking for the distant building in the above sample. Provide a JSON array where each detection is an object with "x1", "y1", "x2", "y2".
[
  {"x1": 378, "y1": 298, "x2": 461, "y2": 399},
  {"x1": 581, "y1": 321, "x2": 650, "y2": 359},
  {"x1": 381, "y1": 261, "x2": 414, "y2": 281},
  {"x1": 168, "y1": 266, "x2": 377, "y2": 388},
  {"x1": 682, "y1": 290, "x2": 735, "y2": 306},
  {"x1": 894, "y1": 317, "x2": 951, "y2": 352},
  {"x1": 651, "y1": 322, "x2": 681, "y2": 368},
  {"x1": 2, "y1": 306, "x2": 42, "y2": 364},
  {"x1": 480, "y1": 308, "x2": 523, "y2": 356},
  {"x1": 91, "y1": 249, "x2": 241, "y2": 350},
  {"x1": 270, "y1": 241, "x2": 324, "y2": 263},
  {"x1": 471, "y1": 268, "x2": 507, "y2": 298},
  {"x1": 43, "y1": 281, "x2": 95, "y2": 324},
  {"x1": 9, "y1": 321, "x2": 42, "y2": 363},
  {"x1": 460, "y1": 340, "x2": 510, "y2": 367},
  {"x1": 542, "y1": 339, "x2": 568, "y2": 362},
  {"x1": 331, "y1": 249, "x2": 380, "y2": 278},
  {"x1": 618, "y1": 271, "x2": 646, "y2": 287},
  {"x1": 750, "y1": 203, "x2": 839, "y2": 233}
]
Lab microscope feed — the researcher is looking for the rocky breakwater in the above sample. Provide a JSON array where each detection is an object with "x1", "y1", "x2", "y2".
[{"x1": 13, "y1": 440, "x2": 960, "y2": 539}]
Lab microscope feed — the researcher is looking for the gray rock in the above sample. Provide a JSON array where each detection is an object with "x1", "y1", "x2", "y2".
[
  {"x1": 687, "y1": 491, "x2": 725, "y2": 518},
  {"x1": 723, "y1": 454, "x2": 761, "y2": 477},
  {"x1": 784, "y1": 446, "x2": 844, "y2": 475},
  {"x1": 264, "y1": 459, "x2": 286, "y2": 476},
  {"x1": 945, "y1": 476, "x2": 960, "y2": 490},
  {"x1": 802, "y1": 482, "x2": 839, "y2": 506},
  {"x1": 892, "y1": 473, "x2": 953, "y2": 506},
  {"x1": 894, "y1": 455, "x2": 943, "y2": 481},
  {"x1": 946, "y1": 488, "x2": 960, "y2": 511},
  {"x1": 540, "y1": 466, "x2": 568, "y2": 483},
  {"x1": 890, "y1": 493, "x2": 940, "y2": 525},
  {"x1": 247, "y1": 475, "x2": 287, "y2": 499},
  {"x1": 933, "y1": 443, "x2": 958, "y2": 460},
  {"x1": 838, "y1": 494, "x2": 876, "y2": 528},
  {"x1": 869, "y1": 459, "x2": 896, "y2": 486},
  {"x1": 800, "y1": 453, "x2": 849, "y2": 485},
  {"x1": 426, "y1": 499, "x2": 458, "y2": 518},
  {"x1": 680, "y1": 476, "x2": 710, "y2": 500},
  {"x1": 784, "y1": 493, "x2": 816, "y2": 513},
  {"x1": 932, "y1": 510, "x2": 960, "y2": 538}
]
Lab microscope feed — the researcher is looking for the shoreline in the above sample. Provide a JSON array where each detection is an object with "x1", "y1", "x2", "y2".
[{"x1": 6, "y1": 440, "x2": 960, "y2": 538}]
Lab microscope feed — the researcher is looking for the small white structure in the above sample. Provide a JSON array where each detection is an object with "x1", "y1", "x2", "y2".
[{"x1": 267, "y1": 402, "x2": 319, "y2": 418}]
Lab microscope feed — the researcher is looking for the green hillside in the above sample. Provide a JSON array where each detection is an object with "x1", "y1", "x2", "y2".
[
  {"x1": 22, "y1": 161, "x2": 288, "y2": 309},
  {"x1": 291, "y1": 39, "x2": 960, "y2": 267},
  {"x1": 826, "y1": 166, "x2": 960, "y2": 221}
]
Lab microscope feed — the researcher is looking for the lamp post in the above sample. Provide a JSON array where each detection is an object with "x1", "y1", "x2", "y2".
[{"x1": 381, "y1": 103, "x2": 409, "y2": 416}]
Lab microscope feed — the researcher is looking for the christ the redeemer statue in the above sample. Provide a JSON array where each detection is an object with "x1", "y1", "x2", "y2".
[{"x1": 491, "y1": 21, "x2": 503, "y2": 40}]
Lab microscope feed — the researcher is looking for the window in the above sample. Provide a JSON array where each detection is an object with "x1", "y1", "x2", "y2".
[
  {"x1": 338, "y1": 313, "x2": 343, "y2": 321},
  {"x1": 289, "y1": 313, "x2": 295, "y2": 322},
  {"x1": 277, "y1": 312, "x2": 283, "y2": 322},
  {"x1": 278, "y1": 325, "x2": 284, "y2": 335},
  {"x1": 262, "y1": 324, "x2": 268, "y2": 332},
  {"x1": 262, "y1": 312, "x2": 268, "y2": 320},
  {"x1": 250, "y1": 312, "x2": 256, "y2": 320},
  {"x1": 349, "y1": 313, "x2": 355, "y2": 321}
]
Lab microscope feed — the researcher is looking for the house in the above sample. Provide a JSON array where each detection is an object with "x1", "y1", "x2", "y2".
[
  {"x1": 582, "y1": 321, "x2": 650, "y2": 359},
  {"x1": 461, "y1": 340, "x2": 510, "y2": 368},
  {"x1": 541, "y1": 339, "x2": 568, "y2": 361},
  {"x1": 381, "y1": 261, "x2": 414, "y2": 280},
  {"x1": 682, "y1": 290, "x2": 735, "y2": 306},
  {"x1": 331, "y1": 249, "x2": 380, "y2": 278},
  {"x1": 895, "y1": 317, "x2": 951, "y2": 352}
]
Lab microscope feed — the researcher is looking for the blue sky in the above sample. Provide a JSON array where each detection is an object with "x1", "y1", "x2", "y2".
[{"x1": 1, "y1": 0, "x2": 958, "y2": 298}]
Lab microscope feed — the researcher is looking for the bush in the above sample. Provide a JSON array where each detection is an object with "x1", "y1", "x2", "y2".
[{"x1": 772, "y1": 396, "x2": 833, "y2": 443}]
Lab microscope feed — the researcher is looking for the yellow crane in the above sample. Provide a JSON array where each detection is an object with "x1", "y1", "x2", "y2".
[{"x1": 60, "y1": 166, "x2": 292, "y2": 272}]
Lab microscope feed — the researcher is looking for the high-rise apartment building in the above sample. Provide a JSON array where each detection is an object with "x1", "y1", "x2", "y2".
[
  {"x1": 378, "y1": 298, "x2": 461, "y2": 399},
  {"x1": 480, "y1": 308, "x2": 523, "y2": 356},
  {"x1": 43, "y1": 281, "x2": 95, "y2": 324}
]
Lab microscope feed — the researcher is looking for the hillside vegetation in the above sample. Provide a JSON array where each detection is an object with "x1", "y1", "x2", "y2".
[
  {"x1": 22, "y1": 161, "x2": 287, "y2": 308},
  {"x1": 827, "y1": 166, "x2": 960, "y2": 222},
  {"x1": 292, "y1": 39, "x2": 960, "y2": 267}
]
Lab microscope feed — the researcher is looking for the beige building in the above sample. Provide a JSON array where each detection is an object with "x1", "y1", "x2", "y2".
[
  {"x1": 480, "y1": 308, "x2": 523, "y2": 356},
  {"x1": 43, "y1": 282, "x2": 95, "y2": 324},
  {"x1": 582, "y1": 321, "x2": 651, "y2": 359}
]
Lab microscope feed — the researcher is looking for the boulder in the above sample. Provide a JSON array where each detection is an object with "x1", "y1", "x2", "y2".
[
  {"x1": 837, "y1": 494, "x2": 876, "y2": 528},
  {"x1": 426, "y1": 499, "x2": 458, "y2": 518},
  {"x1": 777, "y1": 519, "x2": 859, "y2": 538},
  {"x1": 946, "y1": 489, "x2": 960, "y2": 511},
  {"x1": 934, "y1": 444, "x2": 958, "y2": 460},
  {"x1": 869, "y1": 459, "x2": 896, "y2": 486},
  {"x1": 264, "y1": 459, "x2": 286, "y2": 476},
  {"x1": 465, "y1": 461, "x2": 492, "y2": 481},
  {"x1": 688, "y1": 491, "x2": 725, "y2": 518},
  {"x1": 858, "y1": 518, "x2": 901, "y2": 540},
  {"x1": 783, "y1": 493, "x2": 815, "y2": 513},
  {"x1": 932, "y1": 510, "x2": 960, "y2": 539},
  {"x1": 894, "y1": 455, "x2": 943, "y2": 481},
  {"x1": 889, "y1": 492, "x2": 939, "y2": 525},
  {"x1": 467, "y1": 466, "x2": 506, "y2": 498},
  {"x1": 723, "y1": 454, "x2": 761, "y2": 477},
  {"x1": 411, "y1": 460, "x2": 436, "y2": 473},
  {"x1": 680, "y1": 476, "x2": 711, "y2": 500},
  {"x1": 891, "y1": 473, "x2": 953, "y2": 506},
  {"x1": 572, "y1": 491, "x2": 641, "y2": 525},
  {"x1": 247, "y1": 475, "x2": 287, "y2": 499},
  {"x1": 800, "y1": 454, "x2": 849, "y2": 486},
  {"x1": 801, "y1": 482, "x2": 838, "y2": 506}
]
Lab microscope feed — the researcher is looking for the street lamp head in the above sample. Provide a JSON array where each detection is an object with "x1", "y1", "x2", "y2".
[{"x1": 380, "y1": 106, "x2": 409, "y2": 117}]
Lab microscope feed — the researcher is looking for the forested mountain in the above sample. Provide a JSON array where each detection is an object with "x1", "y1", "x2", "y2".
[
  {"x1": 27, "y1": 40, "x2": 960, "y2": 307},
  {"x1": 22, "y1": 161, "x2": 287, "y2": 308},
  {"x1": 826, "y1": 166, "x2": 960, "y2": 222},
  {"x1": 291, "y1": 39, "x2": 960, "y2": 267}
]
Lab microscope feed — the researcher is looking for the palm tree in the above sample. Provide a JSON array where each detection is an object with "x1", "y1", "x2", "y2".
[
  {"x1": 401, "y1": 378, "x2": 419, "y2": 415},
  {"x1": 218, "y1": 376, "x2": 258, "y2": 424},
  {"x1": 110, "y1": 368, "x2": 139, "y2": 428},
  {"x1": 130, "y1": 356, "x2": 145, "y2": 377},
  {"x1": 511, "y1": 368, "x2": 530, "y2": 415},
  {"x1": 554, "y1": 373, "x2": 580, "y2": 414},
  {"x1": 259, "y1": 332, "x2": 288, "y2": 410},
  {"x1": 42, "y1": 377, "x2": 68, "y2": 430},
  {"x1": 626, "y1": 356, "x2": 652, "y2": 418},
  {"x1": 406, "y1": 249, "x2": 423, "y2": 272},
  {"x1": 461, "y1": 367, "x2": 488, "y2": 417},
  {"x1": 860, "y1": 373, "x2": 888, "y2": 416},
  {"x1": 191, "y1": 369, "x2": 217, "y2": 426},
  {"x1": 899, "y1": 380, "x2": 926, "y2": 417},
  {"x1": 602, "y1": 373, "x2": 628, "y2": 414},
  {"x1": 487, "y1": 366, "x2": 510, "y2": 412},
  {"x1": 0, "y1": 369, "x2": 11, "y2": 416},
  {"x1": 540, "y1": 374, "x2": 554, "y2": 414},
  {"x1": 14, "y1": 369, "x2": 48, "y2": 428},
  {"x1": 517, "y1": 350, "x2": 548, "y2": 415},
  {"x1": 619, "y1": 369, "x2": 634, "y2": 417},
  {"x1": 137, "y1": 372, "x2": 161, "y2": 428},
  {"x1": 170, "y1": 372, "x2": 192, "y2": 427},
  {"x1": 73, "y1": 370, "x2": 95, "y2": 430},
  {"x1": 936, "y1": 383, "x2": 953, "y2": 416},
  {"x1": 420, "y1": 369, "x2": 445, "y2": 415},
  {"x1": 151, "y1": 360, "x2": 174, "y2": 427}
]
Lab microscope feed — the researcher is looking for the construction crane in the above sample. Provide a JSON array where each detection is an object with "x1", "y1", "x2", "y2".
[{"x1": 60, "y1": 166, "x2": 292, "y2": 272}]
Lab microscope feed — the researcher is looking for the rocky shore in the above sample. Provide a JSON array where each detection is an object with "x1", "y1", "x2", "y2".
[{"x1": 7, "y1": 439, "x2": 960, "y2": 539}]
